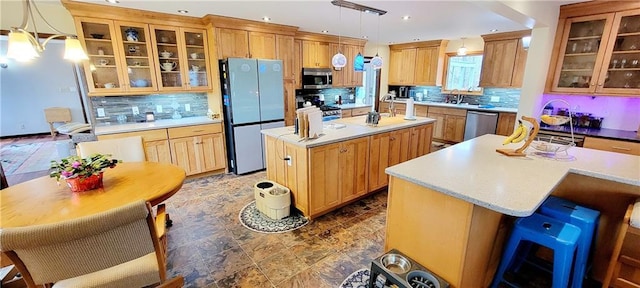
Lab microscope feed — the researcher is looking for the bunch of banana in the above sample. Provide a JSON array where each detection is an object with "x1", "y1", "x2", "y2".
[
  {"x1": 502, "y1": 120, "x2": 529, "y2": 145},
  {"x1": 541, "y1": 115, "x2": 558, "y2": 125}
]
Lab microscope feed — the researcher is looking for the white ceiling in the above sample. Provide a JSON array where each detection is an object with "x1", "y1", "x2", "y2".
[{"x1": 72, "y1": 0, "x2": 584, "y2": 44}]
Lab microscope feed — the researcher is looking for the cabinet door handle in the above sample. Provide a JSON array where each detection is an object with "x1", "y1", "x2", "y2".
[
  {"x1": 192, "y1": 129, "x2": 205, "y2": 132},
  {"x1": 611, "y1": 146, "x2": 631, "y2": 151},
  {"x1": 598, "y1": 83, "x2": 603, "y2": 86}
]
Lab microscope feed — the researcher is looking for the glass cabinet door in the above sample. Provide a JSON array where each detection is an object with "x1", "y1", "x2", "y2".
[
  {"x1": 113, "y1": 22, "x2": 157, "y2": 92},
  {"x1": 151, "y1": 26, "x2": 184, "y2": 90},
  {"x1": 598, "y1": 11, "x2": 640, "y2": 94},
  {"x1": 77, "y1": 18, "x2": 124, "y2": 93},
  {"x1": 182, "y1": 29, "x2": 211, "y2": 90},
  {"x1": 553, "y1": 14, "x2": 613, "y2": 93}
]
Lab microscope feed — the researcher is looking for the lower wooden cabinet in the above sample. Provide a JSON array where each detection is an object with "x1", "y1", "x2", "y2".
[
  {"x1": 428, "y1": 106, "x2": 466, "y2": 143},
  {"x1": 409, "y1": 124, "x2": 433, "y2": 159},
  {"x1": 97, "y1": 123, "x2": 226, "y2": 176},
  {"x1": 309, "y1": 137, "x2": 369, "y2": 215},
  {"x1": 369, "y1": 127, "x2": 415, "y2": 192},
  {"x1": 583, "y1": 137, "x2": 640, "y2": 156},
  {"x1": 496, "y1": 112, "x2": 517, "y2": 136}
]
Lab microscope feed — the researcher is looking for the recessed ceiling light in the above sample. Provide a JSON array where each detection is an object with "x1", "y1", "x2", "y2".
[
  {"x1": 177, "y1": 9, "x2": 189, "y2": 14},
  {"x1": 388, "y1": 41, "x2": 394, "y2": 44},
  {"x1": 105, "y1": 0, "x2": 119, "y2": 3},
  {"x1": 402, "y1": 15, "x2": 411, "y2": 20},
  {"x1": 362, "y1": 35, "x2": 368, "y2": 39},
  {"x1": 322, "y1": 30, "x2": 329, "y2": 34},
  {"x1": 413, "y1": 38, "x2": 420, "y2": 41},
  {"x1": 490, "y1": 29, "x2": 498, "y2": 32},
  {"x1": 262, "y1": 17, "x2": 271, "y2": 22}
]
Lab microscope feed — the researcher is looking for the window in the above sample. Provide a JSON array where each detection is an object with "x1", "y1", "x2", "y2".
[{"x1": 442, "y1": 51, "x2": 483, "y2": 95}]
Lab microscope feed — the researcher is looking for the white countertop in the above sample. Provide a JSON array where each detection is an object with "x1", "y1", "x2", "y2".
[
  {"x1": 335, "y1": 103, "x2": 372, "y2": 109},
  {"x1": 385, "y1": 134, "x2": 640, "y2": 217},
  {"x1": 94, "y1": 116, "x2": 222, "y2": 135},
  {"x1": 387, "y1": 99, "x2": 518, "y2": 113},
  {"x1": 261, "y1": 115, "x2": 436, "y2": 148}
]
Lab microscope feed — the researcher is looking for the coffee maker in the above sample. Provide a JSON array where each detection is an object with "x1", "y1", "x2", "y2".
[{"x1": 388, "y1": 85, "x2": 411, "y2": 99}]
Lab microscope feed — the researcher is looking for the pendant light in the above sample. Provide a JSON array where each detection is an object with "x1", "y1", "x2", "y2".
[
  {"x1": 331, "y1": 5, "x2": 347, "y2": 69},
  {"x1": 457, "y1": 37, "x2": 468, "y2": 56},
  {"x1": 371, "y1": 14, "x2": 383, "y2": 70},
  {"x1": 353, "y1": 11, "x2": 365, "y2": 71},
  {"x1": 7, "y1": 0, "x2": 88, "y2": 62}
]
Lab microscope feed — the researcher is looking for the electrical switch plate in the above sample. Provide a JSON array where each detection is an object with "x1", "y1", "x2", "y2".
[
  {"x1": 156, "y1": 105, "x2": 163, "y2": 113},
  {"x1": 132, "y1": 106, "x2": 139, "y2": 115},
  {"x1": 185, "y1": 104, "x2": 191, "y2": 112},
  {"x1": 490, "y1": 96, "x2": 500, "y2": 102},
  {"x1": 97, "y1": 108, "x2": 106, "y2": 117},
  {"x1": 286, "y1": 155, "x2": 292, "y2": 166},
  {"x1": 423, "y1": 89, "x2": 428, "y2": 94}
]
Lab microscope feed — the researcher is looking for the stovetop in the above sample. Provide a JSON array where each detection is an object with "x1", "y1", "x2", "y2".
[{"x1": 318, "y1": 105, "x2": 341, "y2": 111}]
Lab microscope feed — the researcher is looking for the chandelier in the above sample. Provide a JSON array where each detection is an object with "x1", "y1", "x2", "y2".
[{"x1": 7, "y1": 0, "x2": 88, "y2": 62}]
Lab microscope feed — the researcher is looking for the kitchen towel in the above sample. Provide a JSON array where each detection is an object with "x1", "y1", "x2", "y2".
[{"x1": 405, "y1": 98, "x2": 415, "y2": 120}]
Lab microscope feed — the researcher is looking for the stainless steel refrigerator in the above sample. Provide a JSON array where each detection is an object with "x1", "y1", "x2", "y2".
[{"x1": 220, "y1": 58, "x2": 285, "y2": 174}]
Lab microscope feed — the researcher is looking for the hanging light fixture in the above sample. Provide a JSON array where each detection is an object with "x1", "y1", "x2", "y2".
[
  {"x1": 331, "y1": 4, "x2": 347, "y2": 69},
  {"x1": 353, "y1": 11, "x2": 365, "y2": 72},
  {"x1": 371, "y1": 14, "x2": 383, "y2": 70},
  {"x1": 7, "y1": 0, "x2": 88, "y2": 62},
  {"x1": 457, "y1": 37, "x2": 468, "y2": 56}
]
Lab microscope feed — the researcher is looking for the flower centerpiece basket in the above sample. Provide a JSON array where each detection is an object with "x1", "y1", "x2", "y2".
[{"x1": 50, "y1": 154, "x2": 120, "y2": 192}]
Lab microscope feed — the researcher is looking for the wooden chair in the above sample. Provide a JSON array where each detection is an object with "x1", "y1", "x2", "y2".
[
  {"x1": 77, "y1": 136, "x2": 146, "y2": 162},
  {"x1": 43, "y1": 107, "x2": 71, "y2": 138},
  {"x1": 0, "y1": 200, "x2": 180, "y2": 288},
  {"x1": 157, "y1": 276, "x2": 184, "y2": 288},
  {"x1": 603, "y1": 199, "x2": 640, "y2": 288}
]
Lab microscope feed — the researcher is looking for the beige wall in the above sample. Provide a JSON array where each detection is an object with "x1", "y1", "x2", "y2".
[
  {"x1": 1, "y1": 1, "x2": 76, "y2": 34},
  {"x1": 363, "y1": 43, "x2": 389, "y2": 97},
  {"x1": 445, "y1": 37, "x2": 484, "y2": 54}
]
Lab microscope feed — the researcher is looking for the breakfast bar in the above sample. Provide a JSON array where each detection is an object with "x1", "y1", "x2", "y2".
[{"x1": 384, "y1": 134, "x2": 640, "y2": 287}]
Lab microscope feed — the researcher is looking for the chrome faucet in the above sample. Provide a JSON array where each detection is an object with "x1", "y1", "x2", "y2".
[
  {"x1": 381, "y1": 91, "x2": 397, "y2": 117},
  {"x1": 449, "y1": 89, "x2": 464, "y2": 104}
]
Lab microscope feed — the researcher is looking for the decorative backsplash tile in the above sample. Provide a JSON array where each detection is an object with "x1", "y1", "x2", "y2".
[
  {"x1": 90, "y1": 93, "x2": 208, "y2": 125},
  {"x1": 410, "y1": 86, "x2": 521, "y2": 109}
]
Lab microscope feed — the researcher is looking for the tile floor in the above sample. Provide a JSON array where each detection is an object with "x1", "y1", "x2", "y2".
[{"x1": 163, "y1": 171, "x2": 388, "y2": 287}]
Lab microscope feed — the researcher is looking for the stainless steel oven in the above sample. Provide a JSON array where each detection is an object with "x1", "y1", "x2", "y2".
[{"x1": 302, "y1": 68, "x2": 332, "y2": 89}]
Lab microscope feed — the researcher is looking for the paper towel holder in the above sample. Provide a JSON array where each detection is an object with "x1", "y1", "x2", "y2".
[{"x1": 404, "y1": 98, "x2": 417, "y2": 121}]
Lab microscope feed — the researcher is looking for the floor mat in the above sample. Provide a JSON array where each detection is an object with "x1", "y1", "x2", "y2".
[
  {"x1": 339, "y1": 268, "x2": 386, "y2": 288},
  {"x1": 238, "y1": 200, "x2": 309, "y2": 233}
]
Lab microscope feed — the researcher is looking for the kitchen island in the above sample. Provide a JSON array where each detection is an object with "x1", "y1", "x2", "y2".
[
  {"x1": 261, "y1": 115, "x2": 435, "y2": 219},
  {"x1": 384, "y1": 134, "x2": 640, "y2": 287}
]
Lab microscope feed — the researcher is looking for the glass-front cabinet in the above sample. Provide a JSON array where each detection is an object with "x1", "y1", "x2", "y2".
[
  {"x1": 75, "y1": 18, "x2": 157, "y2": 94},
  {"x1": 150, "y1": 25, "x2": 211, "y2": 91},
  {"x1": 550, "y1": 10, "x2": 640, "y2": 96}
]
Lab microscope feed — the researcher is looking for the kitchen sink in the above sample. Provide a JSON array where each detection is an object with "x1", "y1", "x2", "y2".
[{"x1": 335, "y1": 115, "x2": 411, "y2": 127}]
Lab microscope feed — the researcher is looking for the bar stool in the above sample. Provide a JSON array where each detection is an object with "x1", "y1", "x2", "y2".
[
  {"x1": 539, "y1": 196, "x2": 600, "y2": 288},
  {"x1": 603, "y1": 199, "x2": 640, "y2": 287},
  {"x1": 491, "y1": 213, "x2": 581, "y2": 288}
]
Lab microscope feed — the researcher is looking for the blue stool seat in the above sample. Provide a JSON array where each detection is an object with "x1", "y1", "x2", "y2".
[
  {"x1": 539, "y1": 196, "x2": 600, "y2": 288},
  {"x1": 492, "y1": 213, "x2": 581, "y2": 288}
]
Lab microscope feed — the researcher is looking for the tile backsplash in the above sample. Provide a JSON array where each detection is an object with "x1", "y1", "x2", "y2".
[
  {"x1": 90, "y1": 93, "x2": 208, "y2": 125},
  {"x1": 409, "y1": 86, "x2": 521, "y2": 109}
]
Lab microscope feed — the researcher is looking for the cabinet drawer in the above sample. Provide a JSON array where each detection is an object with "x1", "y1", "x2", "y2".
[
  {"x1": 342, "y1": 109, "x2": 353, "y2": 118},
  {"x1": 415, "y1": 105, "x2": 428, "y2": 117},
  {"x1": 168, "y1": 123, "x2": 222, "y2": 138},
  {"x1": 351, "y1": 107, "x2": 371, "y2": 116},
  {"x1": 428, "y1": 106, "x2": 467, "y2": 117},
  {"x1": 583, "y1": 137, "x2": 640, "y2": 156},
  {"x1": 98, "y1": 129, "x2": 168, "y2": 142}
]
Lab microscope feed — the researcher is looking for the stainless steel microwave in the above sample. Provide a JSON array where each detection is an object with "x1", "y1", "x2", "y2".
[{"x1": 302, "y1": 68, "x2": 332, "y2": 89}]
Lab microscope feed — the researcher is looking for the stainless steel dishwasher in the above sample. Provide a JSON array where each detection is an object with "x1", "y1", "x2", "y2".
[{"x1": 463, "y1": 110, "x2": 499, "y2": 141}]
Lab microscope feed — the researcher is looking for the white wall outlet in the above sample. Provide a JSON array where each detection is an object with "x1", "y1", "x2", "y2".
[
  {"x1": 286, "y1": 155, "x2": 292, "y2": 166},
  {"x1": 156, "y1": 105, "x2": 163, "y2": 113},
  {"x1": 185, "y1": 104, "x2": 191, "y2": 112},
  {"x1": 97, "y1": 108, "x2": 106, "y2": 117},
  {"x1": 423, "y1": 89, "x2": 428, "y2": 94},
  {"x1": 490, "y1": 96, "x2": 500, "y2": 102},
  {"x1": 132, "y1": 106, "x2": 139, "y2": 115}
]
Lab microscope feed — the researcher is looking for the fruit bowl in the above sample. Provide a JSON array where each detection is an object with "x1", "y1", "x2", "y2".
[
  {"x1": 530, "y1": 135, "x2": 575, "y2": 153},
  {"x1": 540, "y1": 115, "x2": 570, "y2": 126}
]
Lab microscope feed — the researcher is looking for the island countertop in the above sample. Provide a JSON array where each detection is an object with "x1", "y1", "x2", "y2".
[
  {"x1": 385, "y1": 134, "x2": 640, "y2": 217},
  {"x1": 261, "y1": 115, "x2": 436, "y2": 148}
]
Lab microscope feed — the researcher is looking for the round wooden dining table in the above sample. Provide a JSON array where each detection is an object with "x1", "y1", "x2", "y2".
[{"x1": 0, "y1": 162, "x2": 186, "y2": 228}]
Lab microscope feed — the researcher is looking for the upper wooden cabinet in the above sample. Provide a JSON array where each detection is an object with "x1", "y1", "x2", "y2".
[
  {"x1": 150, "y1": 25, "x2": 212, "y2": 91},
  {"x1": 75, "y1": 18, "x2": 159, "y2": 94},
  {"x1": 388, "y1": 40, "x2": 448, "y2": 86},
  {"x1": 276, "y1": 35, "x2": 296, "y2": 80},
  {"x1": 546, "y1": 3, "x2": 640, "y2": 96},
  {"x1": 215, "y1": 28, "x2": 278, "y2": 59},
  {"x1": 480, "y1": 30, "x2": 529, "y2": 88},
  {"x1": 302, "y1": 40, "x2": 331, "y2": 68},
  {"x1": 330, "y1": 44, "x2": 365, "y2": 87}
]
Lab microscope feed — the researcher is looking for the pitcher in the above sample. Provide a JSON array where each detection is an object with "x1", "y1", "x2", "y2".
[{"x1": 161, "y1": 62, "x2": 177, "y2": 71}]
